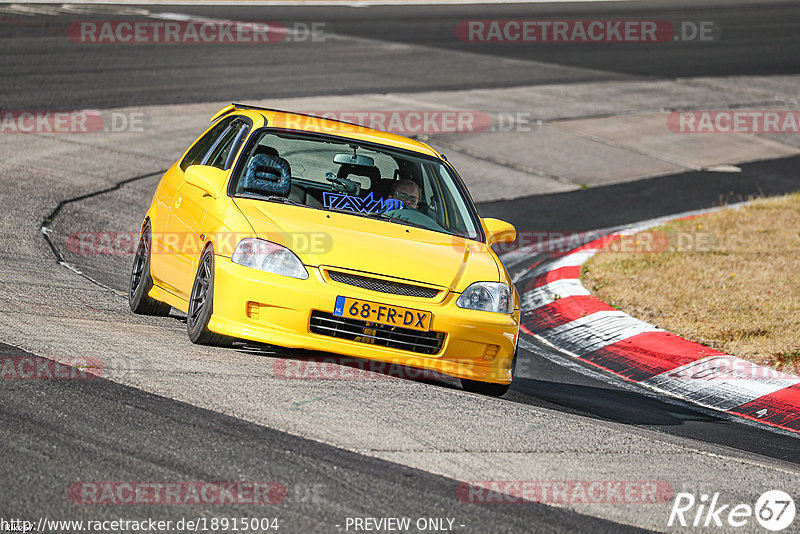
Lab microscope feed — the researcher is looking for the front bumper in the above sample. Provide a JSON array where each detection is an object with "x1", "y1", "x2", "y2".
[{"x1": 208, "y1": 256, "x2": 520, "y2": 383}]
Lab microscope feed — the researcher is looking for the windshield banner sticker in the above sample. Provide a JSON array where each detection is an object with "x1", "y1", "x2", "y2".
[{"x1": 323, "y1": 191, "x2": 403, "y2": 213}]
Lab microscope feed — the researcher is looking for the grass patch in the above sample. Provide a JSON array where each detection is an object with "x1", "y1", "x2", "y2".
[
  {"x1": 773, "y1": 350, "x2": 800, "y2": 375},
  {"x1": 581, "y1": 192, "x2": 800, "y2": 375}
]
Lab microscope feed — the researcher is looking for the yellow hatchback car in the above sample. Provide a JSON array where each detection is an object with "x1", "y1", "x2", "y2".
[{"x1": 130, "y1": 104, "x2": 520, "y2": 395}]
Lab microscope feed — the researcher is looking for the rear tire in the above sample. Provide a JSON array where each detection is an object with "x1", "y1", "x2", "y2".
[
  {"x1": 129, "y1": 221, "x2": 172, "y2": 316},
  {"x1": 460, "y1": 346, "x2": 517, "y2": 397},
  {"x1": 187, "y1": 246, "x2": 232, "y2": 346}
]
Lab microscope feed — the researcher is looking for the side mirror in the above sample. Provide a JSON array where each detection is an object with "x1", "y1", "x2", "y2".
[
  {"x1": 185, "y1": 165, "x2": 227, "y2": 199},
  {"x1": 482, "y1": 218, "x2": 516, "y2": 246}
]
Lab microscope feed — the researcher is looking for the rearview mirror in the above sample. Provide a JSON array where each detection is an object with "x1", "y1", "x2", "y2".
[
  {"x1": 482, "y1": 218, "x2": 516, "y2": 246},
  {"x1": 334, "y1": 153, "x2": 374, "y2": 167},
  {"x1": 185, "y1": 165, "x2": 227, "y2": 199}
]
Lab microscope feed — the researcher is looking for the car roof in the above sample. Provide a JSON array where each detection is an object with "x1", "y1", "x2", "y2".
[{"x1": 213, "y1": 104, "x2": 445, "y2": 159}]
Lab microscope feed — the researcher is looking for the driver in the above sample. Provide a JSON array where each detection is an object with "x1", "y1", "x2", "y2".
[
  {"x1": 384, "y1": 180, "x2": 446, "y2": 232},
  {"x1": 388, "y1": 180, "x2": 421, "y2": 210}
]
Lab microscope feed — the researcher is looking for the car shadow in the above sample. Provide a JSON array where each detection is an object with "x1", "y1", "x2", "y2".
[
  {"x1": 179, "y1": 316, "x2": 721, "y2": 427},
  {"x1": 182, "y1": 319, "x2": 718, "y2": 428},
  {"x1": 507, "y1": 376, "x2": 722, "y2": 427}
]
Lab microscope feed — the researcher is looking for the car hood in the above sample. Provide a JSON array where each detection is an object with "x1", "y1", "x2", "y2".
[{"x1": 234, "y1": 199, "x2": 500, "y2": 292}]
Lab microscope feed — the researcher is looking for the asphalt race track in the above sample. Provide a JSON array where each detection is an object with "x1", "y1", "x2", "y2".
[
  {"x1": 2, "y1": 1, "x2": 800, "y2": 533},
  {"x1": 3, "y1": 0, "x2": 800, "y2": 109}
]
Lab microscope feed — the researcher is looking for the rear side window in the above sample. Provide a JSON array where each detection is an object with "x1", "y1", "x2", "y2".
[
  {"x1": 204, "y1": 120, "x2": 249, "y2": 170},
  {"x1": 180, "y1": 116, "x2": 235, "y2": 171}
]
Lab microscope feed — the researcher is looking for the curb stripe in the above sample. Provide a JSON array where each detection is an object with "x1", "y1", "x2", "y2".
[
  {"x1": 580, "y1": 331, "x2": 716, "y2": 382},
  {"x1": 516, "y1": 216, "x2": 800, "y2": 434},
  {"x1": 729, "y1": 385, "x2": 800, "y2": 432},
  {"x1": 521, "y1": 279, "x2": 590, "y2": 310},
  {"x1": 642, "y1": 356, "x2": 800, "y2": 411},
  {"x1": 537, "y1": 311, "x2": 662, "y2": 356},
  {"x1": 521, "y1": 295, "x2": 615, "y2": 333},
  {"x1": 533, "y1": 266, "x2": 582, "y2": 288},
  {"x1": 527, "y1": 250, "x2": 598, "y2": 278}
]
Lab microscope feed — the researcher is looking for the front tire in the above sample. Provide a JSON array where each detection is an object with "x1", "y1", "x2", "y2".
[
  {"x1": 460, "y1": 347, "x2": 517, "y2": 397},
  {"x1": 129, "y1": 221, "x2": 172, "y2": 316},
  {"x1": 187, "y1": 246, "x2": 231, "y2": 346},
  {"x1": 461, "y1": 379, "x2": 510, "y2": 397}
]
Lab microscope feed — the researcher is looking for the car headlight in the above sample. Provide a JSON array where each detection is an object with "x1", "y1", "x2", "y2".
[
  {"x1": 231, "y1": 238, "x2": 309, "y2": 280},
  {"x1": 456, "y1": 282, "x2": 513, "y2": 313}
]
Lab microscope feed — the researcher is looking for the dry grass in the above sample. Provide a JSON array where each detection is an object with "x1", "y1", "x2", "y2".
[{"x1": 581, "y1": 192, "x2": 800, "y2": 375}]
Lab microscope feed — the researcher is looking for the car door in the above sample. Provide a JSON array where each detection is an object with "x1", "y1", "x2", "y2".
[
  {"x1": 159, "y1": 117, "x2": 248, "y2": 299},
  {"x1": 150, "y1": 117, "x2": 234, "y2": 290}
]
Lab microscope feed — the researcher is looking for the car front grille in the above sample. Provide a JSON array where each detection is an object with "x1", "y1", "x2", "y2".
[
  {"x1": 327, "y1": 270, "x2": 440, "y2": 299},
  {"x1": 309, "y1": 311, "x2": 445, "y2": 355}
]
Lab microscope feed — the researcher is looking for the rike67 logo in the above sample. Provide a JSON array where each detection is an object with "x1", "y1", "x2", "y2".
[{"x1": 668, "y1": 490, "x2": 795, "y2": 531}]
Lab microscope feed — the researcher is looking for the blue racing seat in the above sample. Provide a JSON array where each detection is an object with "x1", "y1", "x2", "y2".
[{"x1": 240, "y1": 153, "x2": 292, "y2": 197}]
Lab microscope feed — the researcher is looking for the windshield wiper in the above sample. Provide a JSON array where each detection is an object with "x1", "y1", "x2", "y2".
[
  {"x1": 262, "y1": 195, "x2": 306, "y2": 207},
  {"x1": 238, "y1": 192, "x2": 315, "y2": 208},
  {"x1": 381, "y1": 215, "x2": 434, "y2": 231},
  {"x1": 325, "y1": 207, "x2": 440, "y2": 231}
]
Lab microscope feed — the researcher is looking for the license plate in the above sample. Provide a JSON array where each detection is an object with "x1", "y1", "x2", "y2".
[{"x1": 333, "y1": 296, "x2": 432, "y2": 331}]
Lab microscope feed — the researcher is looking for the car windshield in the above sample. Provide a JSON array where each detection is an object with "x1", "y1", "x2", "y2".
[{"x1": 231, "y1": 130, "x2": 481, "y2": 240}]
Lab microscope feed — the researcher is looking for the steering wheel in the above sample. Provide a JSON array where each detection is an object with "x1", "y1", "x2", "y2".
[{"x1": 326, "y1": 172, "x2": 361, "y2": 196}]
